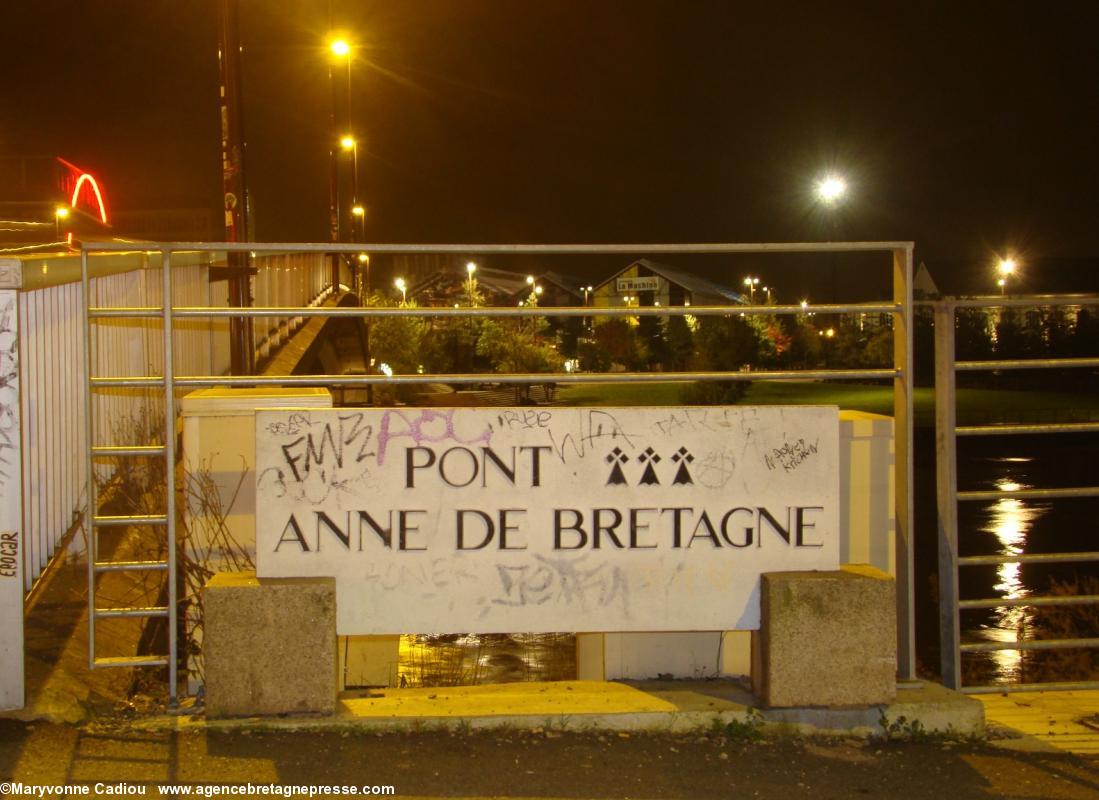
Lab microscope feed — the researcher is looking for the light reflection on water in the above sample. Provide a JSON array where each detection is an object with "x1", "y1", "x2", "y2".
[{"x1": 975, "y1": 466, "x2": 1049, "y2": 682}]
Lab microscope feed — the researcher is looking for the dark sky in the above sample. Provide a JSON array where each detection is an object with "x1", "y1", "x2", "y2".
[{"x1": 3, "y1": 1, "x2": 1098, "y2": 293}]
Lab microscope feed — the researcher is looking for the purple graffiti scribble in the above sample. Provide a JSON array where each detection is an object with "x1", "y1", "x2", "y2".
[{"x1": 376, "y1": 409, "x2": 493, "y2": 465}]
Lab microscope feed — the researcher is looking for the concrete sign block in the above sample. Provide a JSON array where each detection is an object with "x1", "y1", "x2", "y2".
[{"x1": 255, "y1": 406, "x2": 839, "y2": 635}]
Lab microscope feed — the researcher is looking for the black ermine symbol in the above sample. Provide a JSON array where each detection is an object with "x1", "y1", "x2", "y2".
[
  {"x1": 638, "y1": 447, "x2": 661, "y2": 485},
  {"x1": 605, "y1": 447, "x2": 629, "y2": 485},
  {"x1": 672, "y1": 446, "x2": 695, "y2": 485}
]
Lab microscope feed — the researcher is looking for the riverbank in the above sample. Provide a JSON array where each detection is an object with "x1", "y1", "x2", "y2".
[{"x1": 556, "y1": 381, "x2": 1099, "y2": 427}]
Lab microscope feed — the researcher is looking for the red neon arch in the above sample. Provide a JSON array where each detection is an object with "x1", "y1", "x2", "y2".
[{"x1": 70, "y1": 173, "x2": 109, "y2": 224}]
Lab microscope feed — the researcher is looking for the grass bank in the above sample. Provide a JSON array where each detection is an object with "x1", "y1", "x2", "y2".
[{"x1": 556, "y1": 380, "x2": 1099, "y2": 428}]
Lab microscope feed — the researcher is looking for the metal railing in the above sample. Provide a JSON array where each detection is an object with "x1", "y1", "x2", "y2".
[
  {"x1": 14, "y1": 249, "x2": 335, "y2": 602},
  {"x1": 17, "y1": 252, "x2": 217, "y2": 596},
  {"x1": 934, "y1": 296, "x2": 1099, "y2": 693},
  {"x1": 80, "y1": 240, "x2": 915, "y2": 704}
]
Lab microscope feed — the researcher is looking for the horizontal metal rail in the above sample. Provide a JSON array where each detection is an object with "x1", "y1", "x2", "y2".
[
  {"x1": 961, "y1": 638, "x2": 1099, "y2": 653},
  {"x1": 82, "y1": 240, "x2": 916, "y2": 255},
  {"x1": 93, "y1": 560, "x2": 170, "y2": 573},
  {"x1": 88, "y1": 301, "x2": 901, "y2": 320},
  {"x1": 964, "y1": 680, "x2": 1099, "y2": 695},
  {"x1": 90, "y1": 377, "x2": 164, "y2": 389},
  {"x1": 86, "y1": 368, "x2": 897, "y2": 390},
  {"x1": 94, "y1": 606, "x2": 170, "y2": 619},
  {"x1": 959, "y1": 594, "x2": 1099, "y2": 610},
  {"x1": 958, "y1": 486, "x2": 1099, "y2": 502},
  {"x1": 92, "y1": 514, "x2": 168, "y2": 527},
  {"x1": 959, "y1": 551, "x2": 1099, "y2": 566},
  {"x1": 93, "y1": 656, "x2": 170, "y2": 669},
  {"x1": 91, "y1": 445, "x2": 166, "y2": 458},
  {"x1": 956, "y1": 357, "x2": 1099, "y2": 372},
  {"x1": 958, "y1": 422, "x2": 1099, "y2": 437}
]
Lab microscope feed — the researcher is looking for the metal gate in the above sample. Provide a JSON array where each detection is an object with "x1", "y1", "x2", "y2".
[
  {"x1": 934, "y1": 296, "x2": 1099, "y2": 693},
  {"x1": 81, "y1": 240, "x2": 915, "y2": 705}
]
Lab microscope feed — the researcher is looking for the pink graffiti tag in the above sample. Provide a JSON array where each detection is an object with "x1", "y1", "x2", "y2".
[{"x1": 376, "y1": 409, "x2": 493, "y2": 465}]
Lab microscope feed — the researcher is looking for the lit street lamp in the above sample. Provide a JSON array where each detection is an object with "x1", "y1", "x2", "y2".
[
  {"x1": 743, "y1": 276, "x2": 760, "y2": 303},
  {"x1": 997, "y1": 258, "x2": 1016, "y2": 295},
  {"x1": 394, "y1": 277, "x2": 407, "y2": 304},
  {"x1": 466, "y1": 261, "x2": 477, "y2": 305},
  {"x1": 54, "y1": 206, "x2": 70, "y2": 241},
  {"x1": 815, "y1": 174, "x2": 847, "y2": 205}
]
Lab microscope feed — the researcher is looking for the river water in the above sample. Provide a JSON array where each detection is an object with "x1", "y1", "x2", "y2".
[{"x1": 914, "y1": 430, "x2": 1099, "y2": 687}]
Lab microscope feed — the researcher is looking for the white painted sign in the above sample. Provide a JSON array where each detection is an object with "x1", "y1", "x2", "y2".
[
  {"x1": 256, "y1": 406, "x2": 839, "y2": 635},
  {"x1": 0, "y1": 289, "x2": 24, "y2": 710},
  {"x1": 616, "y1": 276, "x2": 660, "y2": 293}
]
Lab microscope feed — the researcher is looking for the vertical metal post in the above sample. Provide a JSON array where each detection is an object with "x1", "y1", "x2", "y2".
[
  {"x1": 81, "y1": 248, "x2": 97, "y2": 669},
  {"x1": 892, "y1": 246, "x2": 915, "y2": 680},
  {"x1": 161, "y1": 250, "x2": 179, "y2": 705},
  {"x1": 217, "y1": 0, "x2": 255, "y2": 376},
  {"x1": 934, "y1": 300, "x2": 962, "y2": 689}
]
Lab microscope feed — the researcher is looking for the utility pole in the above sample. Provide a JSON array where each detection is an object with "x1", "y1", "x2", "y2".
[{"x1": 217, "y1": 0, "x2": 255, "y2": 374}]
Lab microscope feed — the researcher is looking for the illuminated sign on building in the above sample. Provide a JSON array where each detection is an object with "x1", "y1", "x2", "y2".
[{"x1": 616, "y1": 276, "x2": 660, "y2": 293}]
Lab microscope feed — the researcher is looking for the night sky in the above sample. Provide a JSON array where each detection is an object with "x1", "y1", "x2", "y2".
[{"x1": 3, "y1": 1, "x2": 1098, "y2": 295}]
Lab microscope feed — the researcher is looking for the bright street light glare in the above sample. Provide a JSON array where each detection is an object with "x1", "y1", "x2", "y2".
[
  {"x1": 329, "y1": 39, "x2": 350, "y2": 58},
  {"x1": 998, "y1": 258, "x2": 1017, "y2": 276},
  {"x1": 54, "y1": 206, "x2": 70, "y2": 219},
  {"x1": 466, "y1": 261, "x2": 477, "y2": 274},
  {"x1": 816, "y1": 175, "x2": 847, "y2": 203},
  {"x1": 351, "y1": 205, "x2": 365, "y2": 217},
  {"x1": 340, "y1": 135, "x2": 355, "y2": 150}
]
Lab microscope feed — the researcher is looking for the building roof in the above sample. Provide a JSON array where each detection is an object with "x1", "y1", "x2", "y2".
[{"x1": 595, "y1": 258, "x2": 746, "y2": 303}]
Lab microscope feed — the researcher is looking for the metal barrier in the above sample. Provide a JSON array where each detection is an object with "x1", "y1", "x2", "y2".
[
  {"x1": 16, "y1": 252, "x2": 217, "y2": 596},
  {"x1": 934, "y1": 296, "x2": 1099, "y2": 693},
  {"x1": 80, "y1": 240, "x2": 915, "y2": 704}
]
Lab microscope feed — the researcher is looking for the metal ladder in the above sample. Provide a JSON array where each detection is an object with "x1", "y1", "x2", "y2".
[{"x1": 81, "y1": 249, "x2": 178, "y2": 703}]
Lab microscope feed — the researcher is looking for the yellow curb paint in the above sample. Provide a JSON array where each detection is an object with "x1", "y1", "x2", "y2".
[
  {"x1": 979, "y1": 690, "x2": 1099, "y2": 755},
  {"x1": 340, "y1": 680, "x2": 679, "y2": 718}
]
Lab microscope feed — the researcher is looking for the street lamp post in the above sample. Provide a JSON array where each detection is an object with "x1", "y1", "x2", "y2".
[
  {"x1": 743, "y1": 276, "x2": 759, "y2": 303},
  {"x1": 394, "y1": 277, "x2": 406, "y2": 304}
]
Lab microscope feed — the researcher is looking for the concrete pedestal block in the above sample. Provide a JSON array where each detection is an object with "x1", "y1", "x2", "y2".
[
  {"x1": 204, "y1": 571, "x2": 337, "y2": 718},
  {"x1": 757, "y1": 565, "x2": 896, "y2": 708}
]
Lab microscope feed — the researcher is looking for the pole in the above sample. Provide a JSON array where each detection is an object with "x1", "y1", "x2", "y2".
[
  {"x1": 217, "y1": 0, "x2": 254, "y2": 375},
  {"x1": 327, "y1": 0, "x2": 340, "y2": 289}
]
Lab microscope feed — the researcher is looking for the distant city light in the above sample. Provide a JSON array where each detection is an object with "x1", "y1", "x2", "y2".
[{"x1": 815, "y1": 174, "x2": 847, "y2": 204}]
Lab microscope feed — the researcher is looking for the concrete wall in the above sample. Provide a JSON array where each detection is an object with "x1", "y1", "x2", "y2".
[{"x1": 181, "y1": 399, "x2": 894, "y2": 687}]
